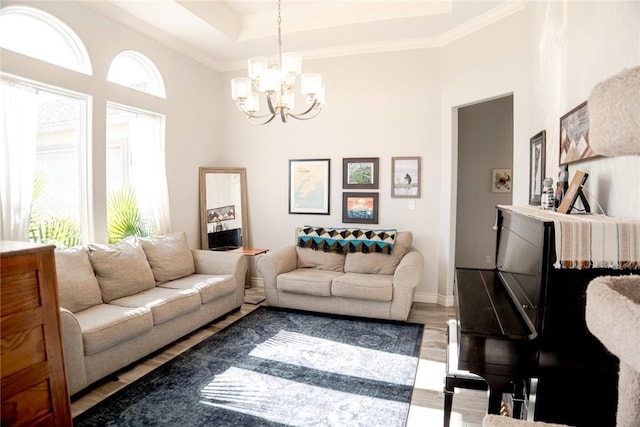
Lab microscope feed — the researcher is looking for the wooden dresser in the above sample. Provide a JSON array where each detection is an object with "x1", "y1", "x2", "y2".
[{"x1": 1, "y1": 241, "x2": 71, "y2": 426}]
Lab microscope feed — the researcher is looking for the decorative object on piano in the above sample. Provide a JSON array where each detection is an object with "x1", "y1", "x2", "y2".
[
  {"x1": 559, "y1": 101, "x2": 599, "y2": 165},
  {"x1": 529, "y1": 130, "x2": 546, "y2": 205},
  {"x1": 492, "y1": 168, "x2": 512, "y2": 193},
  {"x1": 557, "y1": 169, "x2": 590, "y2": 214},
  {"x1": 207, "y1": 205, "x2": 235, "y2": 223},
  {"x1": 342, "y1": 157, "x2": 379, "y2": 190},
  {"x1": 541, "y1": 177, "x2": 555, "y2": 209},
  {"x1": 588, "y1": 66, "x2": 640, "y2": 156},
  {"x1": 391, "y1": 156, "x2": 421, "y2": 198},
  {"x1": 554, "y1": 165, "x2": 568, "y2": 209},
  {"x1": 289, "y1": 159, "x2": 331, "y2": 215},
  {"x1": 342, "y1": 192, "x2": 379, "y2": 224}
]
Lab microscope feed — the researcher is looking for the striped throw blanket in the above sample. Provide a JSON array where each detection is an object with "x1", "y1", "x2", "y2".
[{"x1": 500, "y1": 206, "x2": 640, "y2": 270}]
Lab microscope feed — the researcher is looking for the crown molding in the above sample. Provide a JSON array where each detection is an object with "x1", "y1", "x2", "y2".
[{"x1": 221, "y1": 0, "x2": 528, "y2": 72}]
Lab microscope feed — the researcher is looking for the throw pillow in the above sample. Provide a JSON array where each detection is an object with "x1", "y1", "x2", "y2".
[
  {"x1": 54, "y1": 246, "x2": 103, "y2": 313},
  {"x1": 344, "y1": 231, "x2": 413, "y2": 275},
  {"x1": 87, "y1": 238, "x2": 156, "y2": 303},
  {"x1": 139, "y1": 232, "x2": 195, "y2": 283}
]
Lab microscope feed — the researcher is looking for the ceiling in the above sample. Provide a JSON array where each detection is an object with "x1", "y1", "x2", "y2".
[{"x1": 83, "y1": 0, "x2": 527, "y2": 72}]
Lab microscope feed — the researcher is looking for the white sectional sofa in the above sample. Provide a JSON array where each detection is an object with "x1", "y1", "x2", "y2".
[
  {"x1": 54, "y1": 232, "x2": 247, "y2": 396},
  {"x1": 256, "y1": 227, "x2": 423, "y2": 321}
]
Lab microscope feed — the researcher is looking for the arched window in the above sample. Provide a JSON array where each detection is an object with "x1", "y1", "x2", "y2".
[
  {"x1": 0, "y1": 6, "x2": 92, "y2": 74},
  {"x1": 108, "y1": 51, "x2": 166, "y2": 98}
]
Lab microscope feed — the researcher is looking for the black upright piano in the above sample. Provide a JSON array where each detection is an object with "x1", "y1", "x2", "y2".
[{"x1": 454, "y1": 206, "x2": 639, "y2": 426}]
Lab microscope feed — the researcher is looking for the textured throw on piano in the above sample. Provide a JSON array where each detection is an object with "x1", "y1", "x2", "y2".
[
  {"x1": 500, "y1": 206, "x2": 640, "y2": 269},
  {"x1": 297, "y1": 226, "x2": 396, "y2": 254}
]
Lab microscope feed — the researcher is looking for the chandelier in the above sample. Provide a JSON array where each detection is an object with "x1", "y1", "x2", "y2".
[{"x1": 231, "y1": 0, "x2": 324, "y2": 124}]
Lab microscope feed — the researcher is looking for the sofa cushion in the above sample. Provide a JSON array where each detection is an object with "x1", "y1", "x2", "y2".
[
  {"x1": 139, "y1": 232, "x2": 195, "y2": 283},
  {"x1": 159, "y1": 274, "x2": 236, "y2": 304},
  {"x1": 332, "y1": 273, "x2": 393, "y2": 302},
  {"x1": 344, "y1": 231, "x2": 413, "y2": 275},
  {"x1": 75, "y1": 303, "x2": 154, "y2": 355},
  {"x1": 87, "y1": 239, "x2": 156, "y2": 303},
  {"x1": 296, "y1": 247, "x2": 346, "y2": 272},
  {"x1": 277, "y1": 269, "x2": 342, "y2": 296},
  {"x1": 54, "y1": 246, "x2": 103, "y2": 313},
  {"x1": 110, "y1": 287, "x2": 201, "y2": 325}
]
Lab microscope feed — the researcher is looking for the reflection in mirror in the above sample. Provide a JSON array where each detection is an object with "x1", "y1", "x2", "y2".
[{"x1": 199, "y1": 167, "x2": 249, "y2": 251}]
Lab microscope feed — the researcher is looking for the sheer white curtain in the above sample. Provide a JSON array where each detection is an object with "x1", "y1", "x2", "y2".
[
  {"x1": 0, "y1": 78, "x2": 38, "y2": 241},
  {"x1": 129, "y1": 113, "x2": 171, "y2": 235}
]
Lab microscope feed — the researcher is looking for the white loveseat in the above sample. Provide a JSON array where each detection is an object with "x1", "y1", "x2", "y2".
[
  {"x1": 256, "y1": 227, "x2": 423, "y2": 321},
  {"x1": 54, "y1": 232, "x2": 247, "y2": 396}
]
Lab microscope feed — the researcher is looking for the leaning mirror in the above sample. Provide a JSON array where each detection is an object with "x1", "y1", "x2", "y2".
[{"x1": 199, "y1": 167, "x2": 249, "y2": 251}]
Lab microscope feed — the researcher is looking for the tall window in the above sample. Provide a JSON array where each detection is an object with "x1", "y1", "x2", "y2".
[
  {"x1": 1, "y1": 77, "x2": 89, "y2": 247},
  {"x1": 106, "y1": 105, "x2": 169, "y2": 243},
  {"x1": 2, "y1": 6, "x2": 170, "y2": 245}
]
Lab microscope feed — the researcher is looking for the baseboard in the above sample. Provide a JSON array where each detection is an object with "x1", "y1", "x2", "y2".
[
  {"x1": 412, "y1": 292, "x2": 438, "y2": 304},
  {"x1": 251, "y1": 277, "x2": 265, "y2": 288}
]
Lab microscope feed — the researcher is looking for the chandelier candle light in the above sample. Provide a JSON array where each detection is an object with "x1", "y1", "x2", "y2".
[{"x1": 231, "y1": 0, "x2": 324, "y2": 124}]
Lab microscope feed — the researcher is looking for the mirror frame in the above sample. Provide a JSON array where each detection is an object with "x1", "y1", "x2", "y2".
[{"x1": 199, "y1": 167, "x2": 249, "y2": 250}]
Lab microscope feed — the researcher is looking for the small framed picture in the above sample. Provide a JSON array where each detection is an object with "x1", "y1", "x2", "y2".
[
  {"x1": 559, "y1": 101, "x2": 598, "y2": 165},
  {"x1": 492, "y1": 168, "x2": 512, "y2": 193},
  {"x1": 391, "y1": 157, "x2": 421, "y2": 198},
  {"x1": 342, "y1": 192, "x2": 379, "y2": 224},
  {"x1": 529, "y1": 130, "x2": 546, "y2": 205},
  {"x1": 289, "y1": 159, "x2": 330, "y2": 215},
  {"x1": 207, "y1": 205, "x2": 235, "y2": 223},
  {"x1": 343, "y1": 157, "x2": 379, "y2": 189},
  {"x1": 557, "y1": 169, "x2": 590, "y2": 214}
]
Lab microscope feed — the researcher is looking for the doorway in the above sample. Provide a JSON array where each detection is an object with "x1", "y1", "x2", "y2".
[{"x1": 455, "y1": 95, "x2": 513, "y2": 269}]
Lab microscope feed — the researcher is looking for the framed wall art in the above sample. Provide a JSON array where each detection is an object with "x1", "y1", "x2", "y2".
[
  {"x1": 342, "y1": 192, "x2": 378, "y2": 224},
  {"x1": 343, "y1": 157, "x2": 379, "y2": 189},
  {"x1": 492, "y1": 168, "x2": 512, "y2": 193},
  {"x1": 391, "y1": 156, "x2": 421, "y2": 198},
  {"x1": 559, "y1": 101, "x2": 598, "y2": 165},
  {"x1": 529, "y1": 130, "x2": 546, "y2": 205},
  {"x1": 289, "y1": 159, "x2": 330, "y2": 215},
  {"x1": 207, "y1": 205, "x2": 235, "y2": 222}
]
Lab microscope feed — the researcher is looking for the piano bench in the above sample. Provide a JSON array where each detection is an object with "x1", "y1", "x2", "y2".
[{"x1": 444, "y1": 319, "x2": 488, "y2": 427}]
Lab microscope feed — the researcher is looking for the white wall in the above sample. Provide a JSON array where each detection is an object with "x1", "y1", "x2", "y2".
[
  {"x1": 221, "y1": 50, "x2": 444, "y2": 302},
  {"x1": 1, "y1": 0, "x2": 224, "y2": 247},
  {"x1": 4, "y1": 1, "x2": 638, "y2": 304},
  {"x1": 221, "y1": 1, "x2": 639, "y2": 304},
  {"x1": 530, "y1": 1, "x2": 640, "y2": 220},
  {"x1": 438, "y1": 1, "x2": 639, "y2": 304}
]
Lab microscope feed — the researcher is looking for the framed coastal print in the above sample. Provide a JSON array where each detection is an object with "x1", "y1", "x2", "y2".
[
  {"x1": 492, "y1": 169, "x2": 512, "y2": 193},
  {"x1": 343, "y1": 157, "x2": 379, "y2": 189},
  {"x1": 391, "y1": 156, "x2": 421, "y2": 198},
  {"x1": 529, "y1": 130, "x2": 546, "y2": 205},
  {"x1": 559, "y1": 101, "x2": 598, "y2": 165},
  {"x1": 289, "y1": 159, "x2": 330, "y2": 215},
  {"x1": 342, "y1": 192, "x2": 378, "y2": 224}
]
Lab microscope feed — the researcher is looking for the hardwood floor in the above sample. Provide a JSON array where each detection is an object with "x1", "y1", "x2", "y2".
[{"x1": 70, "y1": 287, "x2": 487, "y2": 426}]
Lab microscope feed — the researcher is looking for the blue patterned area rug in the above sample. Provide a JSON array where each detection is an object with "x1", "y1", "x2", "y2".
[{"x1": 73, "y1": 307, "x2": 424, "y2": 427}]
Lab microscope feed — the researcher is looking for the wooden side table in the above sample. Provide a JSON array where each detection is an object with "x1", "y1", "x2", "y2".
[{"x1": 230, "y1": 247, "x2": 269, "y2": 288}]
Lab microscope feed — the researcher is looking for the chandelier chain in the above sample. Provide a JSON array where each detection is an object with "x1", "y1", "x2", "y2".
[{"x1": 277, "y1": 0, "x2": 282, "y2": 75}]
